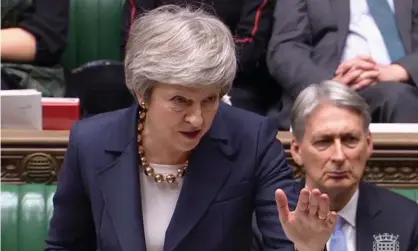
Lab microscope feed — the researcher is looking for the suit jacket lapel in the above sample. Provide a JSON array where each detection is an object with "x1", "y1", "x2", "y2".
[
  {"x1": 355, "y1": 182, "x2": 382, "y2": 251},
  {"x1": 97, "y1": 105, "x2": 147, "y2": 251},
  {"x1": 331, "y1": 0, "x2": 350, "y2": 59},
  {"x1": 394, "y1": 0, "x2": 413, "y2": 52},
  {"x1": 164, "y1": 108, "x2": 235, "y2": 251}
]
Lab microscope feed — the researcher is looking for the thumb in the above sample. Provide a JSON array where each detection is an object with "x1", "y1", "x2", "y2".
[{"x1": 275, "y1": 189, "x2": 290, "y2": 224}]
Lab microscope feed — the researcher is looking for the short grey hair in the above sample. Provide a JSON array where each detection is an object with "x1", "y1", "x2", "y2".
[
  {"x1": 291, "y1": 80, "x2": 371, "y2": 141},
  {"x1": 124, "y1": 5, "x2": 237, "y2": 100}
]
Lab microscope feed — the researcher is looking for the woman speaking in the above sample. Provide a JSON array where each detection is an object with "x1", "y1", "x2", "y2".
[{"x1": 45, "y1": 5, "x2": 336, "y2": 251}]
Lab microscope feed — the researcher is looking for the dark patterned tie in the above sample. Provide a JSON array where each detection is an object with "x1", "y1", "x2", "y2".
[{"x1": 366, "y1": 0, "x2": 406, "y2": 62}]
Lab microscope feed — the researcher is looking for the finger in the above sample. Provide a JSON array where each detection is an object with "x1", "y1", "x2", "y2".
[
  {"x1": 335, "y1": 66, "x2": 342, "y2": 75},
  {"x1": 335, "y1": 64, "x2": 349, "y2": 75},
  {"x1": 351, "y1": 70, "x2": 379, "y2": 90},
  {"x1": 351, "y1": 60, "x2": 377, "y2": 71},
  {"x1": 294, "y1": 189, "x2": 311, "y2": 226},
  {"x1": 275, "y1": 189, "x2": 290, "y2": 224},
  {"x1": 296, "y1": 188, "x2": 310, "y2": 213},
  {"x1": 351, "y1": 78, "x2": 376, "y2": 90},
  {"x1": 336, "y1": 57, "x2": 377, "y2": 75},
  {"x1": 308, "y1": 189, "x2": 321, "y2": 216},
  {"x1": 340, "y1": 69, "x2": 363, "y2": 84},
  {"x1": 335, "y1": 60, "x2": 355, "y2": 75},
  {"x1": 359, "y1": 70, "x2": 380, "y2": 79},
  {"x1": 336, "y1": 59, "x2": 361, "y2": 74},
  {"x1": 317, "y1": 194, "x2": 330, "y2": 220}
]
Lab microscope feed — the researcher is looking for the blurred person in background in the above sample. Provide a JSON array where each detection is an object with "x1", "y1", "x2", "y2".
[
  {"x1": 267, "y1": 0, "x2": 418, "y2": 129},
  {"x1": 1, "y1": 0, "x2": 69, "y2": 96}
]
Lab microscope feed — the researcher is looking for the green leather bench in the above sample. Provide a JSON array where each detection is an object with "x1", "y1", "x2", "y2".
[
  {"x1": 61, "y1": 0, "x2": 126, "y2": 71},
  {"x1": 1, "y1": 184, "x2": 417, "y2": 251},
  {"x1": 1, "y1": 185, "x2": 55, "y2": 251},
  {"x1": 60, "y1": 0, "x2": 128, "y2": 107},
  {"x1": 392, "y1": 189, "x2": 418, "y2": 203},
  {"x1": 1, "y1": 0, "x2": 127, "y2": 248}
]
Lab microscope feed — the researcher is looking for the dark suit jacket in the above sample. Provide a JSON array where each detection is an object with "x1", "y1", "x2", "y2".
[
  {"x1": 268, "y1": 0, "x2": 418, "y2": 99},
  {"x1": 294, "y1": 181, "x2": 418, "y2": 251},
  {"x1": 266, "y1": 0, "x2": 418, "y2": 129},
  {"x1": 15, "y1": 0, "x2": 69, "y2": 66},
  {"x1": 45, "y1": 103, "x2": 298, "y2": 251}
]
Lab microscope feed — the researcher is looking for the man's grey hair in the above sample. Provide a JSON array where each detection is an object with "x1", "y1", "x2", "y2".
[
  {"x1": 291, "y1": 80, "x2": 371, "y2": 141},
  {"x1": 124, "y1": 5, "x2": 237, "y2": 100}
]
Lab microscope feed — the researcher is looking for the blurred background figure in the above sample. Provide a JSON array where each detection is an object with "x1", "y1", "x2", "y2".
[
  {"x1": 1, "y1": 0, "x2": 69, "y2": 97},
  {"x1": 267, "y1": 0, "x2": 418, "y2": 129}
]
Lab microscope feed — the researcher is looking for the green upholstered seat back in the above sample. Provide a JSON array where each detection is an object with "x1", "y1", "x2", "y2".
[
  {"x1": 1, "y1": 184, "x2": 55, "y2": 251},
  {"x1": 61, "y1": 0, "x2": 126, "y2": 71},
  {"x1": 392, "y1": 189, "x2": 418, "y2": 203}
]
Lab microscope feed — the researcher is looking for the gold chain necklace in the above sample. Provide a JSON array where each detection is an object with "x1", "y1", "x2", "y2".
[{"x1": 137, "y1": 111, "x2": 188, "y2": 183}]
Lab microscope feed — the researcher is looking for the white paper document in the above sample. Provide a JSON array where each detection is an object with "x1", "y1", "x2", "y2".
[{"x1": 0, "y1": 89, "x2": 42, "y2": 130}]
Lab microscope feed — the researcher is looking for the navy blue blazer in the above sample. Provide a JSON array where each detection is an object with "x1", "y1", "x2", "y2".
[
  {"x1": 45, "y1": 103, "x2": 298, "y2": 251},
  {"x1": 294, "y1": 181, "x2": 418, "y2": 251}
]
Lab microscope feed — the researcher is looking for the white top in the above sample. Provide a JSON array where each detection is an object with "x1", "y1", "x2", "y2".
[
  {"x1": 341, "y1": 0, "x2": 395, "y2": 65},
  {"x1": 326, "y1": 189, "x2": 359, "y2": 251},
  {"x1": 140, "y1": 163, "x2": 184, "y2": 251}
]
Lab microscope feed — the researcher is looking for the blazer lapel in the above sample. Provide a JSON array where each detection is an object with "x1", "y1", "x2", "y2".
[
  {"x1": 164, "y1": 109, "x2": 235, "y2": 251},
  {"x1": 355, "y1": 182, "x2": 382, "y2": 251},
  {"x1": 331, "y1": 0, "x2": 350, "y2": 59},
  {"x1": 97, "y1": 105, "x2": 147, "y2": 251},
  {"x1": 394, "y1": 0, "x2": 413, "y2": 52}
]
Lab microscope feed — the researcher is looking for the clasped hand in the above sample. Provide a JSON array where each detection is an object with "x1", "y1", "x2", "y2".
[
  {"x1": 333, "y1": 56, "x2": 408, "y2": 90},
  {"x1": 276, "y1": 188, "x2": 338, "y2": 251}
]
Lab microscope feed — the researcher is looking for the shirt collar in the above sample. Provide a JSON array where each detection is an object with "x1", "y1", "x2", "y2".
[{"x1": 338, "y1": 188, "x2": 359, "y2": 227}]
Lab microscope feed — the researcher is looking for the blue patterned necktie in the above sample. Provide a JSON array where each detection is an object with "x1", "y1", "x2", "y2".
[
  {"x1": 329, "y1": 216, "x2": 348, "y2": 251},
  {"x1": 366, "y1": 0, "x2": 406, "y2": 62}
]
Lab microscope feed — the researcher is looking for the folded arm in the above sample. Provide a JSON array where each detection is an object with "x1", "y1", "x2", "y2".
[
  {"x1": 1, "y1": 28, "x2": 37, "y2": 62},
  {"x1": 2, "y1": 0, "x2": 69, "y2": 66}
]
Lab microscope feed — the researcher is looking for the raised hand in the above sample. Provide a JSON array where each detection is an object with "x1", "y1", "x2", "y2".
[{"x1": 276, "y1": 188, "x2": 338, "y2": 251}]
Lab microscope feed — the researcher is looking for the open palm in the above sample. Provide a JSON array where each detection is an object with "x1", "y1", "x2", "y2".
[{"x1": 276, "y1": 188, "x2": 338, "y2": 251}]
